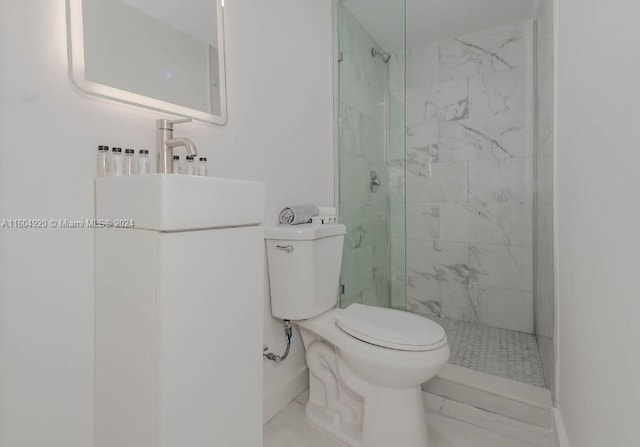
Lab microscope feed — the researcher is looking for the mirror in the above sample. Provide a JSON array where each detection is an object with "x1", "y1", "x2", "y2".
[{"x1": 66, "y1": 0, "x2": 227, "y2": 124}]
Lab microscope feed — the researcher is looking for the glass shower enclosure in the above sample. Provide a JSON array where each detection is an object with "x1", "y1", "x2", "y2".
[
  {"x1": 336, "y1": 0, "x2": 554, "y2": 393},
  {"x1": 337, "y1": 0, "x2": 406, "y2": 312}
]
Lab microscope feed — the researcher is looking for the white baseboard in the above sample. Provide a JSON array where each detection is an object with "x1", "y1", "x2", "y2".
[
  {"x1": 263, "y1": 367, "x2": 309, "y2": 424},
  {"x1": 553, "y1": 408, "x2": 571, "y2": 447}
]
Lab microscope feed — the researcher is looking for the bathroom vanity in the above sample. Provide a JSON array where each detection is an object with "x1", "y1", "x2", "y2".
[{"x1": 95, "y1": 174, "x2": 265, "y2": 447}]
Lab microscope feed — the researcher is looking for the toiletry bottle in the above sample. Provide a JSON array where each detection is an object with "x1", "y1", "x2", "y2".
[
  {"x1": 185, "y1": 156, "x2": 195, "y2": 175},
  {"x1": 198, "y1": 157, "x2": 208, "y2": 177},
  {"x1": 124, "y1": 149, "x2": 136, "y2": 175},
  {"x1": 111, "y1": 147, "x2": 123, "y2": 176},
  {"x1": 172, "y1": 155, "x2": 181, "y2": 174},
  {"x1": 97, "y1": 145, "x2": 110, "y2": 177},
  {"x1": 138, "y1": 149, "x2": 150, "y2": 174}
]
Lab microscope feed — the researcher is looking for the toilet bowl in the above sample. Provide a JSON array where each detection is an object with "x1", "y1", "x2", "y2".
[
  {"x1": 265, "y1": 224, "x2": 449, "y2": 447},
  {"x1": 298, "y1": 305, "x2": 450, "y2": 447}
]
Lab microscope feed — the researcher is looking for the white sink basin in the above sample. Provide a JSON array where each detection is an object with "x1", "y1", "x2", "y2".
[{"x1": 96, "y1": 174, "x2": 266, "y2": 231}]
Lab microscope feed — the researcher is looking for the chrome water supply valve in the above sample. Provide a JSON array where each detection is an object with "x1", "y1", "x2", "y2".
[{"x1": 263, "y1": 320, "x2": 293, "y2": 363}]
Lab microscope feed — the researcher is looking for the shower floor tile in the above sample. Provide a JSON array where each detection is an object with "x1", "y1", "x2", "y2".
[{"x1": 430, "y1": 316, "x2": 547, "y2": 388}]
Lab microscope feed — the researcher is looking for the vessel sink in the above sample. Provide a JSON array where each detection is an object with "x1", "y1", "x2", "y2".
[{"x1": 96, "y1": 174, "x2": 266, "y2": 231}]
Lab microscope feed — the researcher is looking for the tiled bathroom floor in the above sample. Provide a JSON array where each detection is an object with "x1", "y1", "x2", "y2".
[
  {"x1": 431, "y1": 317, "x2": 546, "y2": 388},
  {"x1": 264, "y1": 398, "x2": 539, "y2": 447}
]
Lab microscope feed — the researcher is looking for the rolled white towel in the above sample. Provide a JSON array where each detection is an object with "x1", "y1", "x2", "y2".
[{"x1": 279, "y1": 204, "x2": 320, "y2": 225}]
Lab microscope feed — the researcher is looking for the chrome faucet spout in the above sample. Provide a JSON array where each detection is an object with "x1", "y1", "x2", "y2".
[
  {"x1": 166, "y1": 137, "x2": 198, "y2": 158},
  {"x1": 156, "y1": 118, "x2": 198, "y2": 173}
]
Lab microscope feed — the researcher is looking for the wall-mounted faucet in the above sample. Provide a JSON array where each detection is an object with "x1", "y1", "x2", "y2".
[{"x1": 156, "y1": 118, "x2": 198, "y2": 174}]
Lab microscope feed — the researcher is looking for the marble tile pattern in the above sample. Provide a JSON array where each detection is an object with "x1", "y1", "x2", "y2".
[
  {"x1": 430, "y1": 316, "x2": 546, "y2": 388},
  {"x1": 438, "y1": 23, "x2": 532, "y2": 81},
  {"x1": 405, "y1": 21, "x2": 535, "y2": 333},
  {"x1": 534, "y1": 0, "x2": 556, "y2": 397},
  {"x1": 338, "y1": 6, "x2": 405, "y2": 310}
]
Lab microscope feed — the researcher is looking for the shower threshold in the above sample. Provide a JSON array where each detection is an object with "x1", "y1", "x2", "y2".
[
  {"x1": 424, "y1": 362, "x2": 554, "y2": 434},
  {"x1": 420, "y1": 317, "x2": 554, "y2": 431}
]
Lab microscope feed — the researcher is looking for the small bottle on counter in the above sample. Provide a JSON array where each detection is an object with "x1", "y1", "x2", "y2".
[
  {"x1": 97, "y1": 145, "x2": 110, "y2": 177},
  {"x1": 138, "y1": 149, "x2": 150, "y2": 175},
  {"x1": 185, "y1": 156, "x2": 196, "y2": 175},
  {"x1": 198, "y1": 157, "x2": 208, "y2": 177},
  {"x1": 111, "y1": 147, "x2": 123, "y2": 176},
  {"x1": 172, "y1": 155, "x2": 182, "y2": 174},
  {"x1": 124, "y1": 149, "x2": 136, "y2": 175}
]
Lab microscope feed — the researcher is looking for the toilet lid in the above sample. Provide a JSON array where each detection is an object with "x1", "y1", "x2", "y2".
[{"x1": 334, "y1": 304, "x2": 447, "y2": 352}]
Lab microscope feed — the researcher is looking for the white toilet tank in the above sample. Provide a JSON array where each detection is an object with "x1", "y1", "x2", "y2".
[{"x1": 265, "y1": 224, "x2": 346, "y2": 320}]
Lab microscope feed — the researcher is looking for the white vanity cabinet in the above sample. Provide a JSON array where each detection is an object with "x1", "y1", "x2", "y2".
[{"x1": 95, "y1": 175, "x2": 265, "y2": 447}]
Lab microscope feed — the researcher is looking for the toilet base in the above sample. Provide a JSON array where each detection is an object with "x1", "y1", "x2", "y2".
[
  {"x1": 359, "y1": 386, "x2": 429, "y2": 447},
  {"x1": 302, "y1": 341, "x2": 431, "y2": 447},
  {"x1": 296, "y1": 311, "x2": 447, "y2": 447},
  {"x1": 338, "y1": 353, "x2": 430, "y2": 447},
  {"x1": 305, "y1": 386, "x2": 430, "y2": 447}
]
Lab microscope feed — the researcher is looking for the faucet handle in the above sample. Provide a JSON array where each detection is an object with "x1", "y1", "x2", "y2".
[{"x1": 157, "y1": 117, "x2": 192, "y2": 130}]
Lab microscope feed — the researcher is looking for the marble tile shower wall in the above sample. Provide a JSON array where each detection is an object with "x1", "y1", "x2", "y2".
[
  {"x1": 404, "y1": 21, "x2": 535, "y2": 333},
  {"x1": 338, "y1": 6, "x2": 392, "y2": 309}
]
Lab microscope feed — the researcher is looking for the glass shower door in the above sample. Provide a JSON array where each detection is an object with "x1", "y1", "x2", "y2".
[{"x1": 337, "y1": 0, "x2": 406, "y2": 311}]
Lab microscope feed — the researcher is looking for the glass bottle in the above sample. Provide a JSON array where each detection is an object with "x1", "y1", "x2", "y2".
[
  {"x1": 97, "y1": 145, "x2": 110, "y2": 177},
  {"x1": 138, "y1": 149, "x2": 150, "y2": 175},
  {"x1": 185, "y1": 156, "x2": 195, "y2": 175},
  {"x1": 198, "y1": 157, "x2": 208, "y2": 177},
  {"x1": 111, "y1": 147, "x2": 123, "y2": 176},
  {"x1": 124, "y1": 149, "x2": 136, "y2": 175},
  {"x1": 172, "y1": 155, "x2": 182, "y2": 174}
]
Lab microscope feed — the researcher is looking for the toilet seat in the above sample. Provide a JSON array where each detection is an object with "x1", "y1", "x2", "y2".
[{"x1": 334, "y1": 304, "x2": 447, "y2": 352}]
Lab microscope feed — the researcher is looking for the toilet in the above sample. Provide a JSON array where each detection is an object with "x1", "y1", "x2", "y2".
[{"x1": 265, "y1": 223, "x2": 450, "y2": 447}]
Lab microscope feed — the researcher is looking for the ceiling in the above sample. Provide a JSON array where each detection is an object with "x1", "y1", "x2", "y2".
[{"x1": 344, "y1": 0, "x2": 538, "y2": 52}]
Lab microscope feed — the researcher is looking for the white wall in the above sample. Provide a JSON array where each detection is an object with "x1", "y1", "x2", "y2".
[
  {"x1": 556, "y1": 0, "x2": 640, "y2": 445},
  {"x1": 0, "y1": 0, "x2": 334, "y2": 445}
]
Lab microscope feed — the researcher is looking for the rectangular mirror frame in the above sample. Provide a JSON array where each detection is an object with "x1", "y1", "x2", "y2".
[{"x1": 66, "y1": 0, "x2": 228, "y2": 125}]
